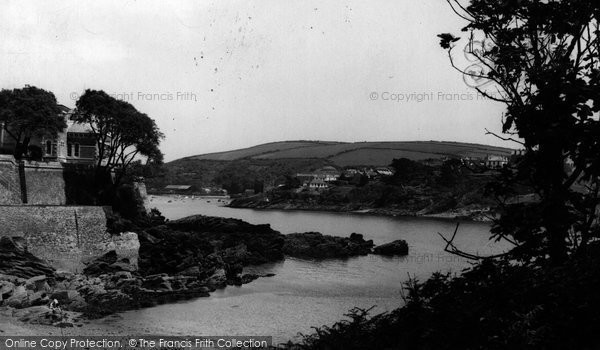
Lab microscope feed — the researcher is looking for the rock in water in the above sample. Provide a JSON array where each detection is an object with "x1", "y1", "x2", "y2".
[
  {"x1": 283, "y1": 232, "x2": 374, "y2": 259},
  {"x1": 138, "y1": 215, "x2": 285, "y2": 276},
  {"x1": 373, "y1": 240, "x2": 409, "y2": 256},
  {"x1": 167, "y1": 215, "x2": 285, "y2": 264}
]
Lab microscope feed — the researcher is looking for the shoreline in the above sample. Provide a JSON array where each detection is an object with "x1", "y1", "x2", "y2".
[
  {"x1": 225, "y1": 202, "x2": 495, "y2": 223},
  {"x1": 148, "y1": 194, "x2": 494, "y2": 222}
]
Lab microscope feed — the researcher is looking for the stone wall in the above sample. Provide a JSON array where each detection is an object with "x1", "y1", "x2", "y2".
[
  {"x1": 0, "y1": 155, "x2": 20, "y2": 204},
  {"x1": 23, "y1": 161, "x2": 66, "y2": 205},
  {"x1": 0, "y1": 156, "x2": 98, "y2": 205},
  {"x1": 0, "y1": 206, "x2": 139, "y2": 272}
]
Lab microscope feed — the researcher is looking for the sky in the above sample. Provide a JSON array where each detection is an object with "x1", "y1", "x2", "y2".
[{"x1": 0, "y1": 0, "x2": 509, "y2": 162}]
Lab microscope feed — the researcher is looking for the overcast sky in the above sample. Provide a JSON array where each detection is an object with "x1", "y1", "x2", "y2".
[{"x1": 0, "y1": 0, "x2": 508, "y2": 161}]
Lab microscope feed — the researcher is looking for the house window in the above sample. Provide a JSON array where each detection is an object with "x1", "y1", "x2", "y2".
[
  {"x1": 45, "y1": 140, "x2": 52, "y2": 155},
  {"x1": 74, "y1": 143, "x2": 80, "y2": 157},
  {"x1": 67, "y1": 143, "x2": 72, "y2": 157}
]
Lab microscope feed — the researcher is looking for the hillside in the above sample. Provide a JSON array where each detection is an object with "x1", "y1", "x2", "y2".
[
  {"x1": 183, "y1": 140, "x2": 514, "y2": 167},
  {"x1": 146, "y1": 140, "x2": 514, "y2": 193}
]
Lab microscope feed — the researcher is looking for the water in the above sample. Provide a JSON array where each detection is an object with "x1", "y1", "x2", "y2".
[{"x1": 94, "y1": 196, "x2": 505, "y2": 344}]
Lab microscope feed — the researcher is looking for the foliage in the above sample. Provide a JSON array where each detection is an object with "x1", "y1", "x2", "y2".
[
  {"x1": 147, "y1": 158, "x2": 332, "y2": 194},
  {"x1": 388, "y1": 158, "x2": 435, "y2": 186},
  {"x1": 74, "y1": 89, "x2": 164, "y2": 183},
  {"x1": 27, "y1": 145, "x2": 43, "y2": 161},
  {"x1": 62, "y1": 163, "x2": 105, "y2": 205},
  {"x1": 441, "y1": 0, "x2": 600, "y2": 263},
  {"x1": 438, "y1": 158, "x2": 464, "y2": 187},
  {"x1": 257, "y1": 160, "x2": 494, "y2": 215},
  {"x1": 0, "y1": 86, "x2": 66, "y2": 158}
]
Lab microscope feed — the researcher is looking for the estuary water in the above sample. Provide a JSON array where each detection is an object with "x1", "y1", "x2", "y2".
[{"x1": 95, "y1": 195, "x2": 505, "y2": 344}]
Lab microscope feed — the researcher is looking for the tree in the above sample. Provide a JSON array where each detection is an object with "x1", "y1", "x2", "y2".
[
  {"x1": 0, "y1": 86, "x2": 66, "y2": 159},
  {"x1": 389, "y1": 158, "x2": 433, "y2": 186},
  {"x1": 441, "y1": 0, "x2": 600, "y2": 264},
  {"x1": 438, "y1": 158, "x2": 463, "y2": 187},
  {"x1": 284, "y1": 175, "x2": 302, "y2": 189},
  {"x1": 74, "y1": 89, "x2": 164, "y2": 183}
]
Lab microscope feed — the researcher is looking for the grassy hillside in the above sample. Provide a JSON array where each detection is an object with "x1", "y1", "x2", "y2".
[
  {"x1": 182, "y1": 140, "x2": 513, "y2": 166},
  {"x1": 188, "y1": 141, "x2": 343, "y2": 161}
]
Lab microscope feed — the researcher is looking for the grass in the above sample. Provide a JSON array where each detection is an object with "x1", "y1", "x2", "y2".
[{"x1": 176, "y1": 140, "x2": 514, "y2": 167}]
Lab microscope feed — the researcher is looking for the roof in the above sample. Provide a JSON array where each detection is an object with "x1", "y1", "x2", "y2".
[
  {"x1": 165, "y1": 185, "x2": 192, "y2": 190},
  {"x1": 67, "y1": 122, "x2": 94, "y2": 133},
  {"x1": 64, "y1": 110, "x2": 94, "y2": 134}
]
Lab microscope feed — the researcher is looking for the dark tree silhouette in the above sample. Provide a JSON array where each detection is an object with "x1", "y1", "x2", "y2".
[
  {"x1": 441, "y1": 0, "x2": 600, "y2": 264},
  {"x1": 74, "y1": 89, "x2": 164, "y2": 183},
  {"x1": 0, "y1": 86, "x2": 66, "y2": 159}
]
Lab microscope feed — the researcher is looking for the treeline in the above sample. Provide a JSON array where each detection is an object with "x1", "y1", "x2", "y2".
[
  {"x1": 146, "y1": 158, "x2": 332, "y2": 194},
  {"x1": 261, "y1": 157, "x2": 496, "y2": 215}
]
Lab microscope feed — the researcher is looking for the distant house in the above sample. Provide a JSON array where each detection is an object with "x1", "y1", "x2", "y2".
[
  {"x1": 375, "y1": 167, "x2": 394, "y2": 176},
  {"x1": 485, "y1": 155, "x2": 508, "y2": 169},
  {"x1": 296, "y1": 166, "x2": 341, "y2": 184},
  {"x1": 309, "y1": 178, "x2": 328, "y2": 189},
  {"x1": 315, "y1": 166, "x2": 341, "y2": 182}
]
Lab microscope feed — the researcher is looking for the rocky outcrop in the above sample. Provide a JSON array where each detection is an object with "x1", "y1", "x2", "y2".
[
  {"x1": 167, "y1": 215, "x2": 285, "y2": 265},
  {"x1": 1, "y1": 274, "x2": 54, "y2": 309},
  {"x1": 0, "y1": 242, "x2": 205, "y2": 319},
  {"x1": 137, "y1": 226, "x2": 216, "y2": 277},
  {"x1": 0, "y1": 237, "x2": 55, "y2": 278},
  {"x1": 283, "y1": 232, "x2": 374, "y2": 259},
  {"x1": 138, "y1": 215, "x2": 285, "y2": 278},
  {"x1": 373, "y1": 240, "x2": 409, "y2": 256},
  {"x1": 83, "y1": 251, "x2": 136, "y2": 276}
]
